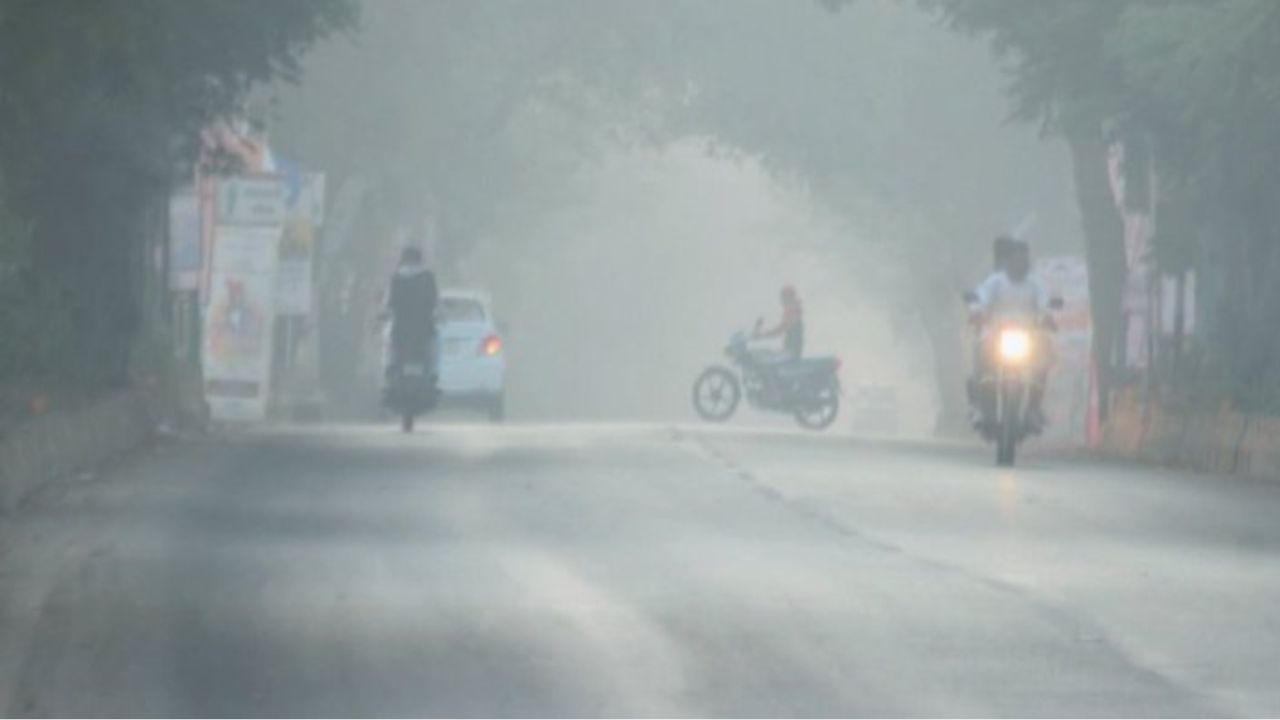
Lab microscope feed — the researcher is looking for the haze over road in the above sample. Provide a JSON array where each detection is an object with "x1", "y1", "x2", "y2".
[{"x1": 2, "y1": 424, "x2": 1278, "y2": 717}]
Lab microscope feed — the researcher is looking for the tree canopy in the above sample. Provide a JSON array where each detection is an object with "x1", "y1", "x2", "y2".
[
  {"x1": 928, "y1": 0, "x2": 1280, "y2": 411},
  {"x1": 0, "y1": 0, "x2": 354, "y2": 388}
]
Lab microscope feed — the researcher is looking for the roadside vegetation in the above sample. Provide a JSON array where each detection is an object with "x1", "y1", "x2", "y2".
[{"x1": 0, "y1": 0, "x2": 353, "y2": 423}]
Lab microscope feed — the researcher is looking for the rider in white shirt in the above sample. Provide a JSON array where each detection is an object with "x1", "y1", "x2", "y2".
[
  {"x1": 967, "y1": 239, "x2": 1052, "y2": 431},
  {"x1": 970, "y1": 240, "x2": 1048, "y2": 330}
]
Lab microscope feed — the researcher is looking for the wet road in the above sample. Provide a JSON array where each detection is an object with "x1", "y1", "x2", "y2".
[{"x1": 2, "y1": 423, "x2": 1279, "y2": 717}]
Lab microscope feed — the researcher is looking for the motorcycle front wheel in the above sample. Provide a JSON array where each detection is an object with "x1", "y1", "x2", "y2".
[
  {"x1": 692, "y1": 366, "x2": 741, "y2": 422},
  {"x1": 995, "y1": 384, "x2": 1023, "y2": 466},
  {"x1": 794, "y1": 377, "x2": 840, "y2": 431}
]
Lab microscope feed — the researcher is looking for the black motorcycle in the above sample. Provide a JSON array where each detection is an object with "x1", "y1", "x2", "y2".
[
  {"x1": 385, "y1": 365, "x2": 440, "y2": 432},
  {"x1": 692, "y1": 328, "x2": 841, "y2": 431},
  {"x1": 382, "y1": 330, "x2": 441, "y2": 432}
]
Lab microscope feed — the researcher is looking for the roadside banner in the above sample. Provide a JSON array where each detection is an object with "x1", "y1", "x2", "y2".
[
  {"x1": 217, "y1": 176, "x2": 288, "y2": 227},
  {"x1": 168, "y1": 186, "x2": 201, "y2": 290},
  {"x1": 1037, "y1": 255, "x2": 1092, "y2": 446},
  {"x1": 203, "y1": 225, "x2": 280, "y2": 421},
  {"x1": 274, "y1": 173, "x2": 323, "y2": 316}
]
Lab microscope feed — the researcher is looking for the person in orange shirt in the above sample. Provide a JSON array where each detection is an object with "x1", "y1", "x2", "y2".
[{"x1": 755, "y1": 285, "x2": 805, "y2": 362}]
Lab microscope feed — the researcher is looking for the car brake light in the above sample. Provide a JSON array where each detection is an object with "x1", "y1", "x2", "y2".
[
  {"x1": 480, "y1": 335, "x2": 503, "y2": 357},
  {"x1": 834, "y1": 358, "x2": 842, "y2": 375}
]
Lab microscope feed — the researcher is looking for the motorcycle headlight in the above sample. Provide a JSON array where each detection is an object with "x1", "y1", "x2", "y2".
[{"x1": 998, "y1": 328, "x2": 1032, "y2": 364}]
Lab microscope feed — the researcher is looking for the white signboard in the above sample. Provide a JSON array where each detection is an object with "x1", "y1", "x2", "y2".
[
  {"x1": 203, "y1": 225, "x2": 280, "y2": 421},
  {"x1": 1037, "y1": 256, "x2": 1091, "y2": 447},
  {"x1": 217, "y1": 176, "x2": 287, "y2": 227}
]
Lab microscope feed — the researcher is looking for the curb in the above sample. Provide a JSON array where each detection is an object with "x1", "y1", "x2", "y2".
[
  {"x1": 0, "y1": 390, "x2": 156, "y2": 514},
  {"x1": 1099, "y1": 392, "x2": 1280, "y2": 481}
]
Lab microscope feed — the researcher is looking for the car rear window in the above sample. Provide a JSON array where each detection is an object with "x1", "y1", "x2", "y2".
[{"x1": 439, "y1": 297, "x2": 486, "y2": 323}]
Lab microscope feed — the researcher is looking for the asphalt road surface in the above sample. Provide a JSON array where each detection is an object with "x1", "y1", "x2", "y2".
[{"x1": 2, "y1": 423, "x2": 1280, "y2": 717}]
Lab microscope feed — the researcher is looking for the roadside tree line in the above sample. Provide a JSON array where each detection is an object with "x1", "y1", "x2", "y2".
[
  {"x1": 0, "y1": 0, "x2": 353, "y2": 414},
  {"x1": 925, "y1": 0, "x2": 1280, "y2": 416}
]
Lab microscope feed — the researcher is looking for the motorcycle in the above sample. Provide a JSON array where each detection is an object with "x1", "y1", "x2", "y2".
[
  {"x1": 967, "y1": 294, "x2": 1063, "y2": 466},
  {"x1": 384, "y1": 360, "x2": 440, "y2": 432},
  {"x1": 381, "y1": 322, "x2": 441, "y2": 433},
  {"x1": 691, "y1": 324, "x2": 842, "y2": 431}
]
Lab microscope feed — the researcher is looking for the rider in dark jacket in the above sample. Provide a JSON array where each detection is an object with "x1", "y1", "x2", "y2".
[{"x1": 386, "y1": 246, "x2": 439, "y2": 370}]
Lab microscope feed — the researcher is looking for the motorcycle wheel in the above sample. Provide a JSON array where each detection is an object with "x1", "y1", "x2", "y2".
[
  {"x1": 995, "y1": 386, "x2": 1022, "y2": 466},
  {"x1": 692, "y1": 366, "x2": 741, "y2": 422},
  {"x1": 794, "y1": 377, "x2": 840, "y2": 431}
]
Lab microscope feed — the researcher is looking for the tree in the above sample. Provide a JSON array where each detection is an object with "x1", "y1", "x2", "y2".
[
  {"x1": 927, "y1": 0, "x2": 1280, "y2": 414},
  {"x1": 921, "y1": 0, "x2": 1132, "y2": 418},
  {"x1": 1110, "y1": 0, "x2": 1280, "y2": 410},
  {"x1": 0, "y1": 0, "x2": 354, "y2": 390}
]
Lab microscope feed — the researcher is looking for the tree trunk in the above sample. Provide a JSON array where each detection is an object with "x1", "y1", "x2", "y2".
[
  {"x1": 923, "y1": 310, "x2": 970, "y2": 437},
  {"x1": 1066, "y1": 131, "x2": 1127, "y2": 421}
]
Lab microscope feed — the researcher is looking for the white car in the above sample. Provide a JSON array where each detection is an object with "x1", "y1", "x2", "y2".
[{"x1": 435, "y1": 290, "x2": 507, "y2": 421}]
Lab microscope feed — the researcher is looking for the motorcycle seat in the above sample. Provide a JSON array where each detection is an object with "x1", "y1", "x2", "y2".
[{"x1": 776, "y1": 356, "x2": 839, "y2": 376}]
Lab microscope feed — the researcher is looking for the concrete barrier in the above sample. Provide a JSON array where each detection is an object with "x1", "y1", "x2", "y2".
[
  {"x1": 1101, "y1": 392, "x2": 1280, "y2": 481},
  {"x1": 0, "y1": 390, "x2": 156, "y2": 513}
]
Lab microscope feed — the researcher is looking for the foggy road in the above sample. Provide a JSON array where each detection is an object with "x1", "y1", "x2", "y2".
[{"x1": 2, "y1": 424, "x2": 1280, "y2": 717}]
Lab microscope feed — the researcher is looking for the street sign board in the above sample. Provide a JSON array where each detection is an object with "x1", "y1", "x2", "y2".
[
  {"x1": 216, "y1": 176, "x2": 287, "y2": 226},
  {"x1": 203, "y1": 224, "x2": 280, "y2": 421}
]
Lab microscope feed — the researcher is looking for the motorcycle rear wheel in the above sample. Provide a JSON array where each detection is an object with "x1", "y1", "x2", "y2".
[
  {"x1": 794, "y1": 378, "x2": 840, "y2": 431},
  {"x1": 692, "y1": 366, "x2": 741, "y2": 422}
]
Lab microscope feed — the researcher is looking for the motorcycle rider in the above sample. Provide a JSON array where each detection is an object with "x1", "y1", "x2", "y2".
[
  {"x1": 966, "y1": 235, "x2": 1018, "y2": 422},
  {"x1": 971, "y1": 236, "x2": 1018, "y2": 310},
  {"x1": 969, "y1": 240, "x2": 1052, "y2": 431},
  {"x1": 754, "y1": 284, "x2": 805, "y2": 362},
  {"x1": 383, "y1": 246, "x2": 439, "y2": 381}
]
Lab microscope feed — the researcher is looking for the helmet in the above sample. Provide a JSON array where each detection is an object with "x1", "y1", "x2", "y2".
[
  {"x1": 400, "y1": 246, "x2": 423, "y2": 265},
  {"x1": 780, "y1": 284, "x2": 798, "y2": 303},
  {"x1": 992, "y1": 235, "x2": 1017, "y2": 268},
  {"x1": 1006, "y1": 239, "x2": 1032, "y2": 280}
]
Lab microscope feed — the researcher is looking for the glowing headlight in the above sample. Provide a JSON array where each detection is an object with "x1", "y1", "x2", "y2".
[{"x1": 998, "y1": 328, "x2": 1032, "y2": 363}]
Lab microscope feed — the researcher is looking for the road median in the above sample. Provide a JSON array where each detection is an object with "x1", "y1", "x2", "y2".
[{"x1": 0, "y1": 388, "x2": 163, "y2": 514}]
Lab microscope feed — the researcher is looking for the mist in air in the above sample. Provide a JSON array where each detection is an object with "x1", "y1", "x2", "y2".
[{"x1": 271, "y1": 0, "x2": 1077, "y2": 433}]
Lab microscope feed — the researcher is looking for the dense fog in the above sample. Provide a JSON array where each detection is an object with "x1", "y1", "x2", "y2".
[{"x1": 269, "y1": 0, "x2": 1077, "y2": 432}]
